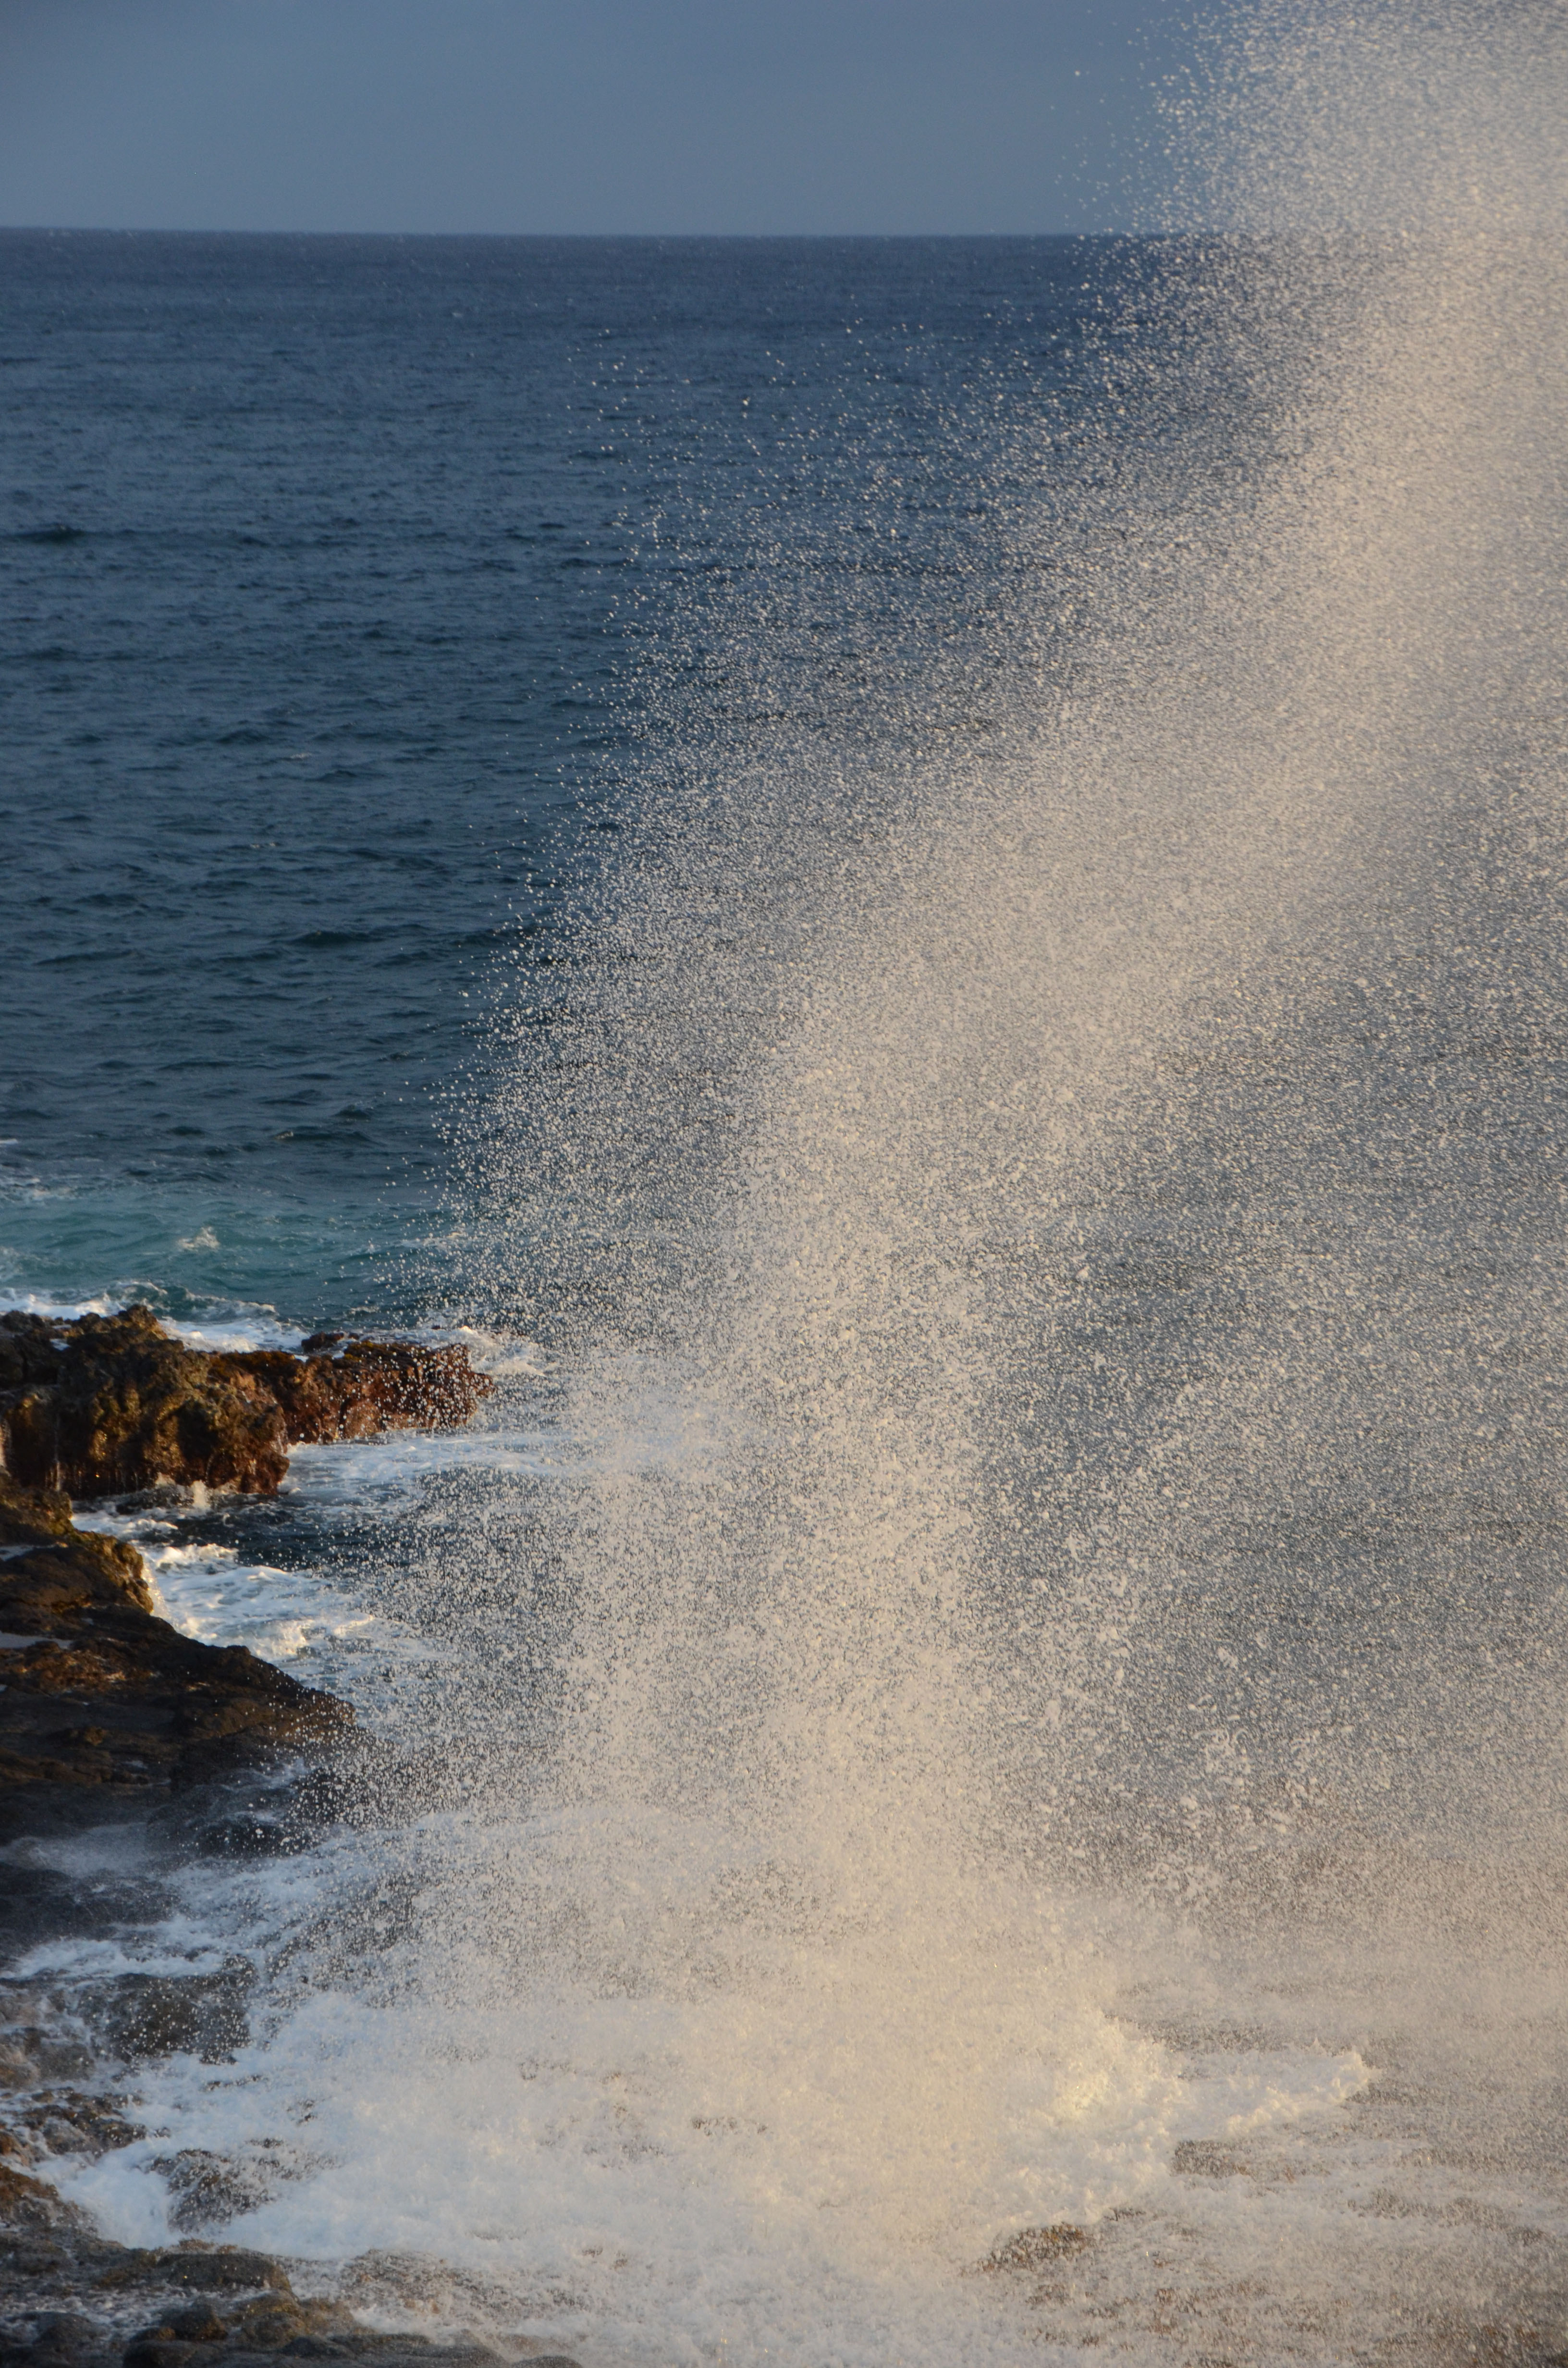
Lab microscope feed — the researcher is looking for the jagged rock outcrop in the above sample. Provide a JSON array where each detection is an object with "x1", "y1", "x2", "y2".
[
  {"x1": 0, "y1": 1313, "x2": 287, "y2": 1496},
  {"x1": 232, "y1": 1334, "x2": 491, "y2": 1445},
  {"x1": 0, "y1": 1309, "x2": 492, "y2": 1498},
  {"x1": 0, "y1": 1472, "x2": 349, "y2": 1840}
]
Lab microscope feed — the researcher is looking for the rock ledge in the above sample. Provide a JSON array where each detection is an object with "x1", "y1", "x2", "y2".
[{"x1": 0, "y1": 1309, "x2": 493, "y2": 1499}]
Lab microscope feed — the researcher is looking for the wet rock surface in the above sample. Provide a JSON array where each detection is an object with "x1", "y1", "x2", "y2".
[
  {"x1": 230, "y1": 1339, "x2": 493, "y2": 1455},
  {"x1": 0, "y1": 1309, "x2": 493, "y2": 1500},
  {"x1": 0, "y1": 2210, "x2": 587, "y2": 2368},
  {"x1": 0, "y1": 1470, "x2": 350, "y2": 1847},
  {"x1": 0, "y1": 2218, "x2": 586, "y2": 2368},
  {"x1": 0, "y1": 1313, "x2": 557, "y2": 2368},
  {"x1": 86, "y1": 1965, "x2": 256, "y2": 2070}
]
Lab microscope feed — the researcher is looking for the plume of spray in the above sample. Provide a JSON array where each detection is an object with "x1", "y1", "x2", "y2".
[{"x1": 338, "y1": 2, "x2": 1568, "y2": 2354}]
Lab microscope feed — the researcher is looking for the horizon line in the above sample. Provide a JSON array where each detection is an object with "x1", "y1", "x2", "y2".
[{"x1": 0, "y1": 222, "x2": 1169, "y2": 244}]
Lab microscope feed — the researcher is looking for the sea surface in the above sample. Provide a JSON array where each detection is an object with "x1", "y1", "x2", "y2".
[
  {"x1": 0, "y1": 229, "x2": 1140, "y2": 1327},
  {"x1": 3, "y1": 198, "x2": 1568, "y2": 2368}
]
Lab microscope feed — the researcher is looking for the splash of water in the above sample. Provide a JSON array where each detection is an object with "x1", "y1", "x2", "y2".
[
  {"x1": 59, "y1": 8, "x2": 1568, "y2": 2361},
  {"x1": 410, "y1": 4, "x2": 1568, "y2": 2347}
]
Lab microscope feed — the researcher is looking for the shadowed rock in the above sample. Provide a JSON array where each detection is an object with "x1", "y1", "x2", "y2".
[
  {"x1": 0, "y1": 2313, "x2": 102, "y2": 2368},
  {"x1": 89, "y1": 1966, "x2": 255, "y2": 2069},
  {"x1": 0, "y1": 2197, "x2": 586, "y2": 2368},
  {"x1": 0, "y1": 1472, "x2": 349, "y2": 1842}
]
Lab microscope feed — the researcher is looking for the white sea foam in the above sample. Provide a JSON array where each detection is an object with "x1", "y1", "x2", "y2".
[
  {"x1": 0, "y1": 1291, "x2": 304, "y2": 1355},
  {"x1": 46, "y1": 1799, "x2": 1374, "y2": 2366},
  {"x1": 67, "y1": 1513, "x2": 417, "y2": 1702},
  {"x1": 0, "y1": 1294, "x2": 541, "y2": 1367}
]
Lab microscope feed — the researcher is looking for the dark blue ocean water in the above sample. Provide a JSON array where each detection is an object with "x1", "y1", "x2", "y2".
[{"x1": 0, "y1": 231, "x2": 1157, "y2": 1330}]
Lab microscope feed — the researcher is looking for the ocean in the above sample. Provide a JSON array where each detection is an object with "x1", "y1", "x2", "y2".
[{"x1": 3, "y1": 61, "x2": 1568, "y2": 2368}]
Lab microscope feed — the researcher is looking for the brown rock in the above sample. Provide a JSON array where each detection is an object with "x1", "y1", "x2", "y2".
[
  {"x1": 134, "y1": 2308, "x2": 228, "y2": 2346},
  {"x1": 0, "y1": 1311, "x2": 288, "y2": 1497},
  {"x1": 96, "y1": 2249, "x2": 293, "y2": 2296},
  {"x1": 17, "y1": 2094, "x2": 144, "y2": 2160},
  {"x1": 146, "y1": 2147, "x2": 285, "y2": 2233},
  {"x1": 0, "y1": 1308, "x2": 492, "y2": 1499},
  {"x1": 92, "y1": 1966, "x2": 254, "y2": 2067},
  {"x1": 232, "y1": 1339, "x2": 492, "y2": 1446},
  {"x1": 0, "y1": 2162, "x2": 90, "y2": 2235},
  {"x1": 973, "y1": 2222, "x2": 1090, "y2": 2272},
  {"x1": 226, "y1": 2301, "x2": 349, "y2": 2349}
]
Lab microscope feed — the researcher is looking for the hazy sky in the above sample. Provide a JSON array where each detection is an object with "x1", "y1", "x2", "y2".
[{"x1": 0, "y1": 0, "x2": 1200, "y2": 235}]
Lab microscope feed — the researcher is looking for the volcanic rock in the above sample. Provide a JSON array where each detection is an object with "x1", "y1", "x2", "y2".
[
  {"x1": 95, "y1": 2257, "x2": 292, "y2": 2300},
  {"x1": 0, "y1": 2195, "x2": 584, "y2": 2368},
  {"x1": 0, "y1": 2164, "x2": 90, "y2": 2237},
  {"x1": 974, "y1": 2223, "x2": 1090, "y2": 2272},
  {"x1": 0, "y1": 2312, "x2": 101, "y2": 2368},
  {"x1": 89, "y1": 1966, "x2": 255, "y2": 2068},
  {"x1": 0, "y1": 1312, "x2": 289, "y2": 1498},
  {"x1": 144, "y1": 2153, "x2": 276, "y2": 2236},
  {"x1": 229, "y1": 1337, "x2": 490, "y2": 1447},
  {"x1": 0, "y1": 1471, "x2": 349, "y2": 1842},
  {"x1": 0, "y1": 1308, "x2": 493, "y2": 1499}
]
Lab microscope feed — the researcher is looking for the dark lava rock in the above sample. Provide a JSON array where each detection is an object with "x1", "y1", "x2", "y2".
[
  {"x1": 89, "y1": 1964, "x2": 254, "y2": 2067},
  {"x1": 148, "y1": 2309, "x2": 227, "y2": 2344},
  {"x1": 0, "y1": 1865, "x2": 165, "y2": 1958},
  {"x1": 95, "y1": 2250, "x2": 293, "y2": 2297},
  {"x1": 0, "y1": 1472, "x2": 350, "y2": 1844},
  {"x1": 119, "y1": 2295, "x2": 527, "y2": 2368},
  {"x1": 0, "y1": 2312, "x2": 103, "y2": 2368},
  {"x1": 0, "y1": 2163, "x2": 91, "y2": 2235},
  {"x1": 147, "y1": 2149, "x2": 279, "y2": 2233},
  {"x1": 16, "y1": 2095, "x2": 145, "y2": 2161},
  {"x1": 0, "y1": 1307, "x2": 492, "y2": 1498},
  {"x1": 0, "y1": 1313, "x2": 289, "y2": 1498},
  {"x1": 0, "y1": 2205, "x2": 569, "y2": 2368},
  {"x1": 231, "y1": 1339, "x2": 490, "y2": 1447},
  {"x1": 0, "y1": 2024, "x2": 96, "y2": 2089}
]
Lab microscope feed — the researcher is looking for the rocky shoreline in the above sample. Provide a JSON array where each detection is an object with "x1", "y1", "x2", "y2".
[
  {"x1": 0, "y1": 1467, "x2": 347, "y2": 1850},
  {"x1": 0, "y1": 1313, "x2": 583, "y2": 2368},
  {"x1": 0, "y1": 1308, "x2": 491, "y2": 1502},
  {"x1": 0, "y1": 1306, "x2": 493, "y2": 1847}
]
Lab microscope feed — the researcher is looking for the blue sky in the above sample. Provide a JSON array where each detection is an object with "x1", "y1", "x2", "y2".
[{"x1": 0, "y1": 0, "x2": 1200, "y2": 234}]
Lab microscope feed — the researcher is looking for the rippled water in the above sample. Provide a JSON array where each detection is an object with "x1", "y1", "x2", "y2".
[{"x1": 1, "y1": 228, "x2": 1135, "y2": 1324}]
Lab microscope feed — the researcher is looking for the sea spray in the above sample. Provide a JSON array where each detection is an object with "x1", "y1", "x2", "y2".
[
  {"x1": 453, "y1": 8, "x2": 1568, "y2": 2348},
  {"x1": 47, "y1": 6, "x2": 1568, "y2": 2361},
  {"x1": 380, "y1": 8, "x2": 1568, "y2": 2350}
]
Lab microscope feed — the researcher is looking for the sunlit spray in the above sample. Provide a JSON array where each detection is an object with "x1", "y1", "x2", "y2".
[{"x1": 56, "y1": 8, "x2": 1568, "y2": 2360}]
